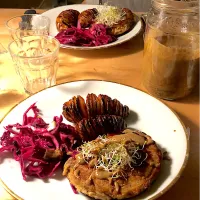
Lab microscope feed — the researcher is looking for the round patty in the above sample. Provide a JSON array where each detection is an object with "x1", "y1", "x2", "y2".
[
  {"x1": 63, "y1": 129, "x2": 162, "y2": 200},
  {"x1": 107, "y1": 8, "x2": 135, "y2": 36}
]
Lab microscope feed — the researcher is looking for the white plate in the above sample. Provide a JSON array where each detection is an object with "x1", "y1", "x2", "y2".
[
  {"x1": 0, "y1": 81, "x2": 189, "y2": 200},
  {"x1": 41, "y1": 4, "x2": 142, "y2": 50}
]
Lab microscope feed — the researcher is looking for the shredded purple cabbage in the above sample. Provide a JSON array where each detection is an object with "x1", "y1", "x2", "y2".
[
  {"x1": 0, "y1": 103, "x2": 79, "y2": 180},
  {"x1": 55, "y1": 24, "x2": 116, "y2": 47}
]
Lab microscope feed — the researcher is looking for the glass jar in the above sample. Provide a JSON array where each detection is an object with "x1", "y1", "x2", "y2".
[{"x1": 142, "y1": 0, "x2": 199, "y2": 100}]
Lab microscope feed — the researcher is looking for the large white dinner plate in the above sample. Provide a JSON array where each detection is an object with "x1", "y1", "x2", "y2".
[
  {"x1": 0, "y1": 81, "x2": 189, "y2": 200},
  {"x1": 41, "y1": 4, "x2": 142, "y2": 50}
]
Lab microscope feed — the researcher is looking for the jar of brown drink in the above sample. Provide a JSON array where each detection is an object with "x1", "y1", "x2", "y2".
[{"x1": 142, "y1": 0, "x2": 199, "y2": 100}]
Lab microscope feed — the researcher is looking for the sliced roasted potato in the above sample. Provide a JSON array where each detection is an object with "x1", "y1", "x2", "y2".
[
  {"x1": 86, "y1": 94, "x2": 93, "y2": 117},
  {"x1": 77, "y1": 95, "x2": 88, "y2": 119},
  {"x1": 78, "y1": 8, "x2": 98, "y2": 28},
  {"x1": 72, "y1": 96, "x2": 82, "y2": 122}
]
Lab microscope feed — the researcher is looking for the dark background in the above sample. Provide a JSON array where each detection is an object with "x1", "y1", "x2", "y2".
[{"x1": 0, "y1": 0, "x2": 83, "y2": 9}]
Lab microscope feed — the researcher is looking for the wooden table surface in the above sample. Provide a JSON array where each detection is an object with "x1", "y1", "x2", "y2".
[{"x1": 0, "y1": 8, "x2": 199, "y2": 200}]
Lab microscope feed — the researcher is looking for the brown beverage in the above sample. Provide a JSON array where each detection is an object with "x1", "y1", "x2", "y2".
[{"x1": 142, "y1": 29, "x2": 199, "y2": 100}]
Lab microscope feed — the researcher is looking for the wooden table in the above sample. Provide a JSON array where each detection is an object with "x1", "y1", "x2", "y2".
[{"x1": 0, "y1": 9, "x2": 199, "y2": 200}]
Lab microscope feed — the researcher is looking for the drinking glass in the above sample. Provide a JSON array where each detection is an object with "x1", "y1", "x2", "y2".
[
  {"x1": 6, "y1": 14, "x2": 50, "y2": 40},
  {"x1": 0, "y1": 42, "x2": 7, "y2": 54},
  {"x1": 8, "y1": 35, "x2": 60, "y2": 94}
]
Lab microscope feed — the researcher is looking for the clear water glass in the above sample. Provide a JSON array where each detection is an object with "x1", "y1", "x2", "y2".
[
  {"x1": 6, "y1": 14, "x2": 50, "y2": 40},
  {"x1": 0, "y1": 43, "x2": 7, "y2": 54},
  {"x1": 8, "y1": 35, "x2": 60, "y2": 94}
]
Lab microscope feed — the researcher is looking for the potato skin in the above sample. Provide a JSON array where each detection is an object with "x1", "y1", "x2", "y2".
[
  {"x1": 75, "y1": 115, "x2": 127, "y2": 141},
  {"x1": 62, "y1": 94, "x2": 130, "y2": 124},
  {"x1": 78, "y1": 8, "x2": 98, "y2": 28}
]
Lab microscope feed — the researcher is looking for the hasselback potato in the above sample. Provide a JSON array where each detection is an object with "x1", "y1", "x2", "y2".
[
  {"x1": 78, "y1": 8, "x2": 98, "y2": 28},
  {"x1": 75, "y1": 115, "x2": 127, "y2": 141},
  {"x1": 56, "y1": 9, "x2": 80, "y2": 32},
  {"x1": 62, "y1": 93, "x2": 130, "y2": 123}
]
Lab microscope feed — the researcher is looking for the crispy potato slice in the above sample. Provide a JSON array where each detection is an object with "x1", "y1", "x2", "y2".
[
  {"x1": 123, "y1": 105, "x2": 130, "y2": 118},
  {"x1": 63, "y1": 94, "x2": 130, "y2": 123},
  {"x1": 75, "y1": 121, "x2": 88, "y2": 141},
  {"x1": 91, "y1": 93, "x2": 98, "y2": 116},
  {"x1": 76, "y1": 115, "x2": 127, "y2": 141},
  {"x1": 101, "y1": 95, "x2": 113, "y2": 114},
  {"x1": 72, "y1": 96, "x2": 82, "y2": 122},
  {"x1": 86, "y1": 94, "x2": 93, "y2": 117},
  {"x1": 63, "y1": 101, "x2": 74, "y2": 122},
  {"x1": 77, "y1": 95, "x2": 88, "y2": 119},
  {"x1": 98, "y1": 95, "x2": 106, "y2": 115},
  {"x1": 67, "y1": 99, "x2": 77, "y2": 123},
  {"x1": 62, "y1": 109, "x2": 73, "y2": 122}
]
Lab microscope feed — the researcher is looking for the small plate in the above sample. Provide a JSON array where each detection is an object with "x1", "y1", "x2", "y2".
[
  {"x1": 0, "y1": 80, "x2": 189, "y2": 200},
  {"x1": 41, "y1": 4, "x2": 142, "y2": 50}
]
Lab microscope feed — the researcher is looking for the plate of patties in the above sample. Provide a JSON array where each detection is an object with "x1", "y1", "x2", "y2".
[
  {"x1": 0, "y1": 81, "x2": 188, "y2": 200},
  {"x1": 41, "y1": 4, "x2": 142, "y2": 50}
]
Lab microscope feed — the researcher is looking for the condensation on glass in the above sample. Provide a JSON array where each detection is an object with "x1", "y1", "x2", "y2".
[{"x1": 142, "y1": 0, "x2": 199, "y2": 100}]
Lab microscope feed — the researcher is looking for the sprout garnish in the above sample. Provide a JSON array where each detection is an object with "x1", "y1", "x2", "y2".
[{"x1": 77, "y1": 135, "x2": 148, "y2": 178}]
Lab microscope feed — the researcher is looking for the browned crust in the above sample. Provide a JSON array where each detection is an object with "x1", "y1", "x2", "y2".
[
  {"x1": 78, "y1": 8, "x2": 98, "y2": 28},
  {"x1": 56, "y1": 9, "x2": 80, "y2": 32},
  {"x1": 63, "y1": 133, "x2": 162, "y2": 200},
  {"x1": 62, "y1": 94, "x2": 130, "y2": 124},
  {"x1": 107, "y1": 8, "x2": 136, "y2": 36}
]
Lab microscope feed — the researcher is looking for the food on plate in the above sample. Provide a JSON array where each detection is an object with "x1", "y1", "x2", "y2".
[
  {"x1": 75, "y1": 115, "x2": 127, "y2": 141},
  {"x1": 56, "y1": 9, "x2": 80, "y2": 32},
  {"x1": 107, "y1": 8, "x2": 135, "y2": 36},
  {"x1": 55, "y1": 5, "x2": 136, "y2": 47},
  {"x1": 0, "y1": 92, "x2": 129, "y2": 180},
  {"x1": 55, "y1": 24, "x2": 116, "y2": 47},
  {"x1": 78, "y1": 8, "x2": 98, "y2": 28},
  {"x1": 0, "y1": 93, "x2": 164, "y2": 200},
  {"x1": 63, "y1": 129, "x2": 162, "y2": 200},
  {"x1": 62, "y1": 93, "x2": 130, "y2": 123},
  {"x1": 0, "y1": 103, "x2": 79, "y2": 180},
  {"x1": 95, "y1": 6, "x2": 135, "y2": 36}
]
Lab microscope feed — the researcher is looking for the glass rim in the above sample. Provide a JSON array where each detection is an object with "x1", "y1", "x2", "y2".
[
  {"x1": 5, "y1": 14, "x2": 50, "y2": 31},
  {"x1": 8, "y1": 35, "x2": 60, "y2": 59}
]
